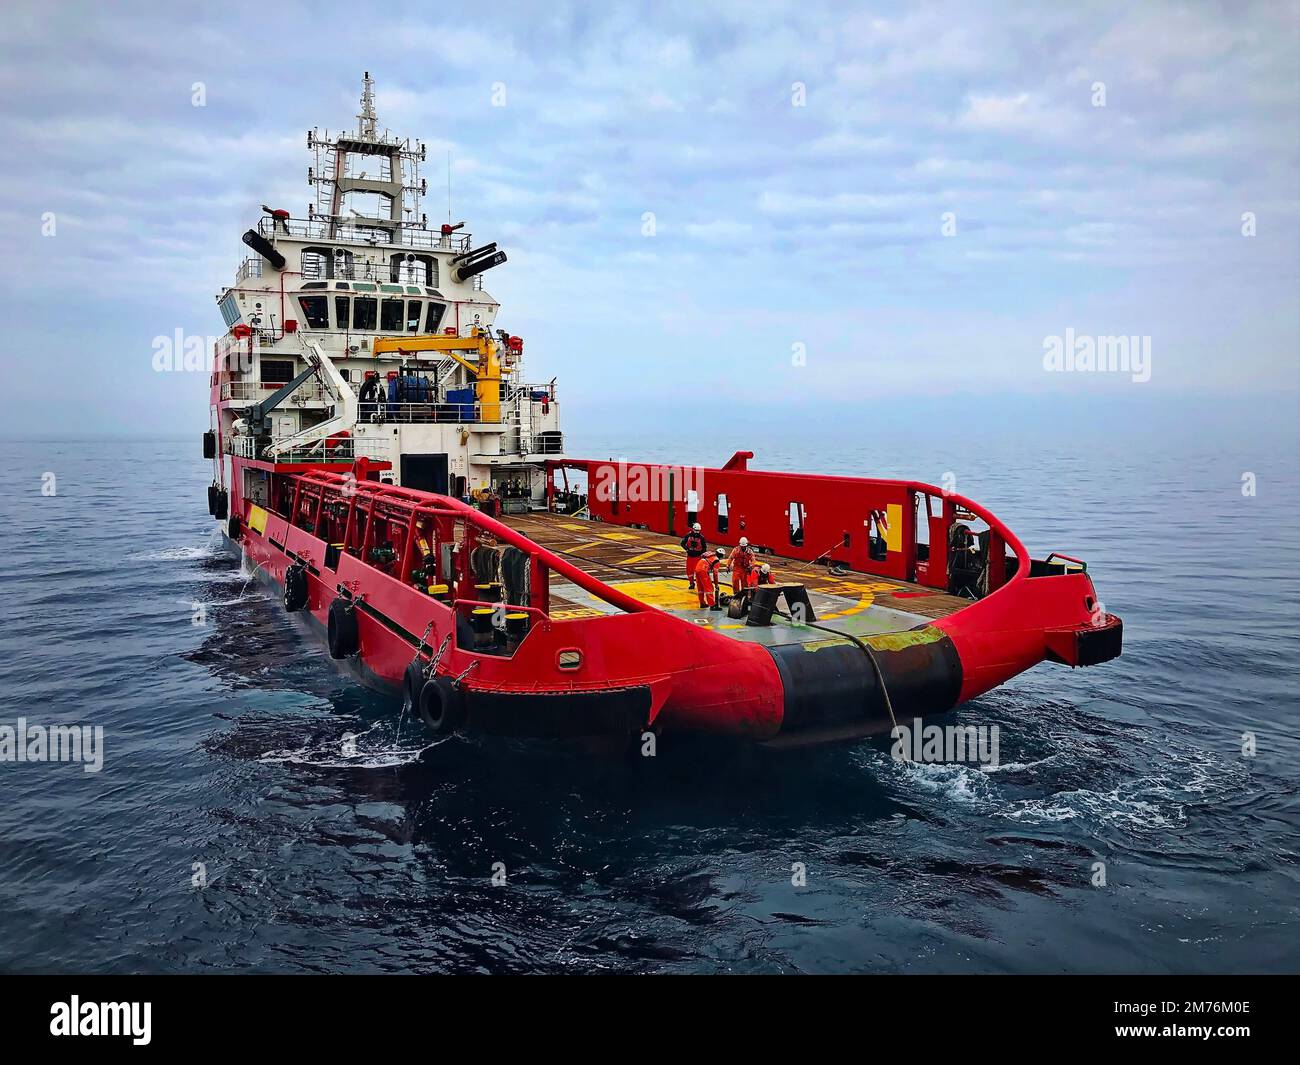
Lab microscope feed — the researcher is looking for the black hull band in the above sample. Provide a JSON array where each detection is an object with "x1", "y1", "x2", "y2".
[{"x1": 766, "y1": 628, "x2": 963, "y2": 737}]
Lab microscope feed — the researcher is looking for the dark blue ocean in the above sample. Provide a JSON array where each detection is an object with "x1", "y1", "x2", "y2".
[{"x1": 2, "y1": 415, "x2": 1298, "y2": 974}]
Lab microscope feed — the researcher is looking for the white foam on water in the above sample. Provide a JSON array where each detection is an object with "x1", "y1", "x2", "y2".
[
  {"x1": 999, "y1": 747, "x2": 1244, "y2": 831},
  {"x1": 257, "y1": 721, "x2": 449, "y2": 769},
  {"x1": 128, "y1": 544, "x2": 219, "y2": 562},
  {"x1": 896, "y1": 759, "x2": 993, "y2": 806},
  {"x1": 979, "y1": 754, "x2": 1061, "y2": 775},
  {"x1": 204, "y1": 593, "x2": 269, "y2": 607}
]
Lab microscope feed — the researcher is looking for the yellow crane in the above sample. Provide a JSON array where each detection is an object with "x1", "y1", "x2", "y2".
[{"x1": 370, "y1": 331, "x2": 502, "y2": 422}]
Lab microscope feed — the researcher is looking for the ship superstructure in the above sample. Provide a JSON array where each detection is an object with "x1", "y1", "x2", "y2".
[{"x1": 208, "y1": 73, "x2": 560, "y2": 514}]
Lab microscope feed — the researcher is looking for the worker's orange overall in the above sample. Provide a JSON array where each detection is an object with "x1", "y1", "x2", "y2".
[
  {"x1": 695, "y1": 556, "x2": 717, "y2": 607},
  {"x1": 728, "y1": 547, "x2": 753, "y2": 600}
]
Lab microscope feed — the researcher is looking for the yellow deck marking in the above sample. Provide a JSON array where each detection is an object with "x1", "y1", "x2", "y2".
[
  {"x1": 598, "y1": 531, "x2": 638, "y2": 541},
  {"x1": 558, "y1": 523, "x2": 589, "y2": 531},
  {"x1": 611, "y1": 579, "x2": 701, "y2": 610},
  {"x1": 561, "y1": 540, "x2": 599, "y2": 554},
  {"x1": 819, "y1": 594, "x2": 874, "y2": 621},
  {"x1": 551, "y1": 607, "x2": 605, "y2": 620},
  {"x1": 621, "y1": 550, "x2": 661, "y2": 565},
  {"x1": 829, "y1": 580, "x2": 904, "y2": 595}
]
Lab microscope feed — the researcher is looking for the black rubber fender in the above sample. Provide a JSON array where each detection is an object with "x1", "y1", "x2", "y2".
[
  {"x1": 765, "y1": 629, "x2": 963, "y2": 735},
  {"x1": 226, "y1": 514, "x2": 241, "y2": 541},
  {"x1": 417, "y1": 675, "x2": 465, "y2": 736},
  {"x1": 327, "y1": 597, "x2": 359, "y2": 659},
  {"x1": 403, "y1": 659, "x2": 426, "y2": 709},
  {"x1": 213, "y1": 489, "x2": 228, "y2": 521},
  {"x1": 207, "y1": 485, "x2": 218, "y2": 515},
  {"x1": 283, "y1": 564, "x2": 308, "y2": 613}
]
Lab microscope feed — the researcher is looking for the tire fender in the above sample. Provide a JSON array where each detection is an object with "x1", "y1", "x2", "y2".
[
  {"x1": 403, "y1": 659, "x2": 427, "y2": 709},
  {"x1": 327, "y1": 597, "x2": 359, "y2": 659},
  {"x1": 283, "y1": 564, "x2": 309, "y2": 613},
  {"x1": 417, "y1": 675, "x2": 465, "y2": 736}
]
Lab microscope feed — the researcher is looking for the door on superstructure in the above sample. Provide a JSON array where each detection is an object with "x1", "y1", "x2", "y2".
[
  {"x1": 274, "y1": 414, "x2": 296, "y2": 444},
  {"x1": 401, "y1": 453, "x2": 449, "y2": 495}
]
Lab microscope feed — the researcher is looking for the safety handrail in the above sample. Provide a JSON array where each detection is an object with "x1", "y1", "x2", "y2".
[{"x1": 285, "y1": 471, "x2": 655, "y2": 616}]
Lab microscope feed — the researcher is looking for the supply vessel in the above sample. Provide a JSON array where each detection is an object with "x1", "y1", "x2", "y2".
[{"x1": 204, "y1": 75, "x2": 1122, "y2": 747}]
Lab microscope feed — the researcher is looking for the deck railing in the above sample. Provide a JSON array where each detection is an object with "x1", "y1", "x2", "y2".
[
  {"x1": 257, "y1": 216, "x2": 472, "y2": 253},
  {"x1": 235, "y1": 257, "x2": 263, "y2": 284},
  {"x1": 358, "y1": 402, "x2": 482, "y2": 424},
  {"x1": 220, "y1": 379, "x2": 333, "y2": 403}
]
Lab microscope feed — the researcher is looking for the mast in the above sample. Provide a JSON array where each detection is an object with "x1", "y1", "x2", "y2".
[
  {"x1": 307, "y1": 72, "x2": 428, "y2": 241},
  {"x1": 356, "y1": 71, "x2": 378, "y2": 139}
]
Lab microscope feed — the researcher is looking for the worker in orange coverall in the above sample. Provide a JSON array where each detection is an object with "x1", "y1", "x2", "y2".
[
  {"x1": 727, "y1": 537, "x2": 755, "y2": 600},
  {"x1": 695, "y1": 548, "x2": 725, "y2": 610},
  {"x1": 680, "y1": 522, "x2": 707, "y2": 589},
  {"x1": 748, "y1": 562, "x2": 776, "y2": 589}
]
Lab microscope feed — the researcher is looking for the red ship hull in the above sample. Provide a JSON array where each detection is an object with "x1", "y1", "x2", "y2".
[{"x1": 212, "y1": 451, "x2": 1121, "y2": 747}]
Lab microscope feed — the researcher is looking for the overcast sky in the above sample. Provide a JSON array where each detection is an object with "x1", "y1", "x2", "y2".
[{"x1": 0, "y1": 0, "x2": 1296, "y2": 437}]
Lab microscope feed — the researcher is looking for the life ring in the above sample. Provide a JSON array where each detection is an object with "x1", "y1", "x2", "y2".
[
  {"x1": 327, "y1": 597, "x2": 359, "y2": 658},
  {"x1": 402, "y1": 658, "x2": 426, "y2": 709},
  {"x1": 283, "y1": 564, "x2": 308, "y2": 612},
  {"x1": 417, "y1": 674, "x2": 465, "y2": 736}
]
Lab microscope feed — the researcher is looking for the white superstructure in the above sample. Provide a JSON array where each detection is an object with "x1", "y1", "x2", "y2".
[{"x1": 210, "y1": 73, "x2": 562, "y2": 504}]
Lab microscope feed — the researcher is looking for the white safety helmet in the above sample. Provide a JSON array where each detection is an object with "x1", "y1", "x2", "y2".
[
  {"x1": 715, "y1": 547, "x2": 726, "y2": 557},
  {"x1": 760, "y1": 564, "x2": 771, "y2": 575},
  {"x1": 692, "y1": 522, "x2": 701, "y2": 532},
  {"x1": 739, "y1": 536, "x2": 749, "y2": 547}
]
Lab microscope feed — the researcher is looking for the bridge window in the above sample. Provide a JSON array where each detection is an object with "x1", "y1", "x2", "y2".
[
  {"x1": 405, "y1": 300, "x2": 423, "y2": 332},
  {"x1": 261, "y1": 359, "x2": 295, "y2": 384},
  {"x1": 425, "y1": 302, "x2": 446, "y2": 332},
  {"x1": 353, "y1": 297, "x2": 377, "y2": 331},
  {"x1": 334, "y1": 296, "x2": 350, "y2": 331},
  {"x1": 297, "y1": 295, "x2": 329, "y2": 329},
  {"x1": 788, "y1": 501, "x2": 805, "y2": 547},
  {"x1": 380, "y1": 299, "x2": 404, "y2": 331}
]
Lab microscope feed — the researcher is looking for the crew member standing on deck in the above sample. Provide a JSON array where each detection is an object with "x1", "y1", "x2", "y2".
[
  {"x1": 681, "y1": 522, "x2": 707, "y2": 589},
  {"x1": 728, "y1": 537, "x2": 755, "y2": 599}
]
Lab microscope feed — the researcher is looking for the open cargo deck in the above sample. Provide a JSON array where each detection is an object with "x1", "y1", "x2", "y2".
[
  {"x1": 218, "y1": 456, "x2": 1122, "y2": 745},
  {"x1": 498, "y1": 510, "x2": 973, "y2": 648}
]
